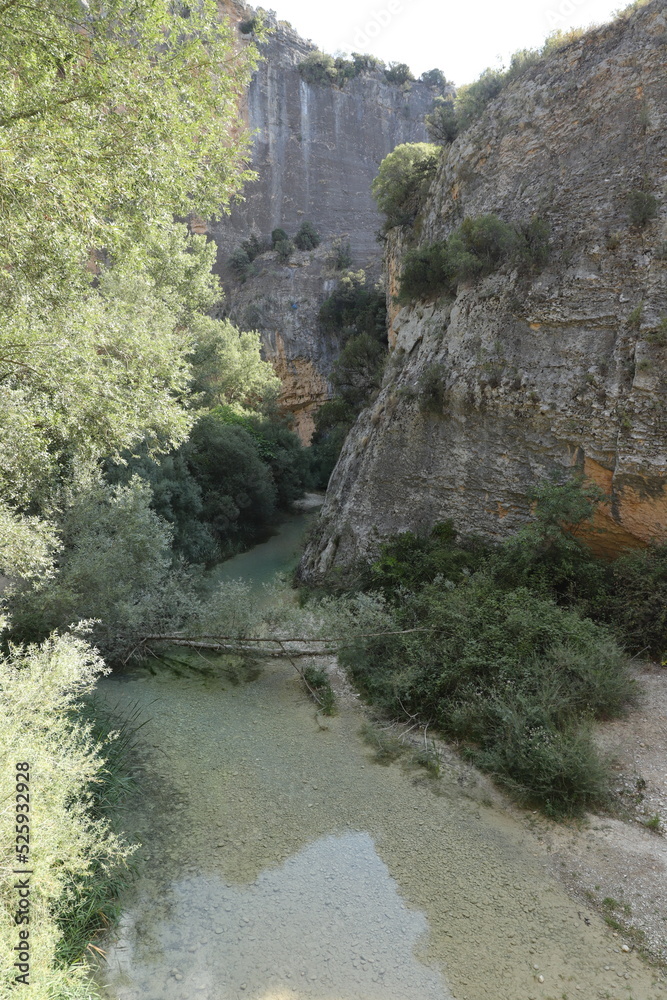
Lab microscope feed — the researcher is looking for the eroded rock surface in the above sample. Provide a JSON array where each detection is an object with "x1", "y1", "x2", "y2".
[{"x1": 300, "y1": 1, "x2": 667, "y2": 580}]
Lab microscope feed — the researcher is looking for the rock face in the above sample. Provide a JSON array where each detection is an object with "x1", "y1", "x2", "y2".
[
  {"x1": 300, "y1": 0, "x2": 667, "y2": 580},
  {"x1": 221, "y1": 243, "x2": 345, "y2": 442},
  {"x1": 204, "y1": 9, "x2": 439, "y2": 435}
]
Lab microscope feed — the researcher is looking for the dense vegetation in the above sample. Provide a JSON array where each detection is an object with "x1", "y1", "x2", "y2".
[
  {"x1": 397, "y1": 214, "x2": 550, "y2": 302},
  {"x1": 309, "y1": 271, "x2": 388, "y2": 485},
  {"x1": 371, "y1": 142, "x2": 441, "y2": 231},
  {"x1": 332, "y1": 477, "x2": 664, "y2": 816},
  {"x1": 0, "y1": 3, "x2": 311, "y2": 994},
  {"x1": 298, "y1": 51, "x2": 441, "y2": 88}
]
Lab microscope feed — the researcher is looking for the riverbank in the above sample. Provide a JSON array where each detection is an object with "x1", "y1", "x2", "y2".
[{"x1": 94, "y1": 648, "x2": 666, "y2": 1000}]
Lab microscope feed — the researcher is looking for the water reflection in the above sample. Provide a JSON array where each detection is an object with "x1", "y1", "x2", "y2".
[{"x1": 102, "y1": 832, "x2": 452, "y2": 1000}]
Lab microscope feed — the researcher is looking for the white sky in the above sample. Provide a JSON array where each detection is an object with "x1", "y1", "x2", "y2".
[{"x1": 263, "y1": 0, "x2": 635, "y2": 85}]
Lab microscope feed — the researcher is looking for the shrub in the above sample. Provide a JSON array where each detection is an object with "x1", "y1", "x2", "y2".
[
  {"x1": 628, "y1": 189, "x2": 658, "y2": 227},
  {"x1": 368, "y1": 520, "x2": 486, "y2": 595},
  {"x1": 418, "y1": 362, "x2": 449, "y2": 414},
  {"x1": 8, "y1": 475, "x2": 201, "y2": 662},
  {"x1": 352, "y1": 52, "x2": 385, "y2": 74},
  {"x1": 227, "y1": 246, "x2": 251, "y2": 281},
  {"x1": 513, "y1": 215, "x2": 551, "y2": 270},
  {"x1": 420, "y1": 68, "x2": 449, "y2": 89},
  {"x1": 425, "y1": 96, "x2": 459, "y2": 145},
  {"x1": 398, "y1": 213, "x2": 548, "y2": 303},
  {"x1": 319, "y1": 269, "x2": 386, "y2": 339},
  {"x1": 275, "y1": 238, "x2": 295, "y2": 262},
  {"x1": 385, "y1": 62, "x2": 414, "y2": 85},
  {"x1": 298, "y1": 51, "x2": 338, "y2": 85},
  {"x1": 455, "y1": 69, "x2": 505, "y2": 131},
  {"x1": 239, "y1": 16, "x2": 258, "y2": 34},
  {"x1": 299, "y1": 52, "x2": 356, "y2": 86},
  {"x1": 331, "y1": 239, "x2": 352, "y2": 269},
  {"x1": 398, "y1": 241, "x2": 452, "y2": 303},
  {"x1": 294, "y1": 220, "x2": 321, "y2": 250},
  {"x1": 187, "y1": 416, "x2": 278, "y2": 554},
  {"x1": 271, "y1": 227, "x2": 289, "y2": 247},
  {"x1": 241, "y1": 232, "x2": 268, "y2": 261},
  {"x1": 0, "y1": 632, "x2": 133, "y2": 997},
  {"x1": 598, "y1": 545, "x2": 667, "y2": 657},
  {"x1": 372, "y1": 142, "x2": 441, "y2": 230},
  {"x1": 341, "y1": 577, "x2": 632, "y2": 815}
]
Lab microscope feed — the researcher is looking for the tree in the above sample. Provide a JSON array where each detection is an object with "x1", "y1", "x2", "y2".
[
  {"x1": 371, "y1": 143, "x2": 441, "y2": 230},
  {"x1": 0, "y1": 0, "x2": 261, "y2": 311},
  {"x1": 426, "y1": 97, "x2": 459, "y2": 145},
  {"x1": 294, "y1": 221, "x2": 321, "y2": 250},
  {"x1": 0, "y1": 3, "x2": 263, "y2": 586}
]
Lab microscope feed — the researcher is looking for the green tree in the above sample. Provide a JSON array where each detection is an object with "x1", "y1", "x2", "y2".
[
  {"x1": 0, "y1": 0, "x2": 260, "y2": 311},
  {"x1": 372, "y1": 143, "x2": 441, "y2": 230}
]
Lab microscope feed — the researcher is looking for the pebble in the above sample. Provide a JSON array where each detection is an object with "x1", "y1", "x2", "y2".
[
  {"x1": 621, "y1": 944, "x2": 631, "y2": 952},
  {"x1": 537, "y1": 974, "x2": 545, "y2": 983}
]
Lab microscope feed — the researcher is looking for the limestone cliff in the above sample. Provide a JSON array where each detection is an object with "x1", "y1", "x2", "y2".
[
  {"x1": 300, "y1": 0, "x2": 667, "y2": 580},
  {"x1": 203, "y1": 9, "x2": 440, "y2": 435}
]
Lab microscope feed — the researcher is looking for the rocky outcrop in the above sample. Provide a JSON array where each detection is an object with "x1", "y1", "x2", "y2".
[
  {"x1": 300, "y1": 0, "x2": 667, "y2": 580},
  {"x1": 203, "y1": 9, "x2": 441, "y2": 433},
  {"x1": 221, "y1": 243, "x2": 346, "y2": 441}
]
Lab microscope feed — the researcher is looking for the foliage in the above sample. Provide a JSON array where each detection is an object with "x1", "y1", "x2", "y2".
[
  {"x1": 302, "y1": 665, "x2": 336, "y2": 715},
  {"x1": 597, "y1": 545, "x2": 667, "y2": 658},
  {"x1": 0, "y1": 0, "x2": 260, "y2": 313},
  {"x1": 385, "y1": 62, "x2": 415, "y2": 85},
  {"x1": 331, "y1": 239, "x2": 353, "y2": 269},
  {"x1": 294, "y1": 221, "x2": 321, "y2": 251},
  {"x1": 319, "y1": 270, "x2": 387, "y2": 340},
  {"x1": 341, "y1": 576, "x2": 632, "y2": 815},
  {"x1": 272, "y1": 228, "x2": 289, "y2": 247},
  {"x1": 298, "y1": 51, "x2": 344, "y2": 85},
  {"x1": 488, "y1": 475, "x2": 608, "y2": 605},
  {"x1": 418, "y1": 363, "x2": 450, "y2": 414},
  {"x1": 352, "y1": 53, "x2": 386, "y2": 74},
  {"x1": 425, "y1": 97, "x2": 459, "y2": 145},
  {"x1": 228, "y1": 247, "x2": 252, "y2": 281},
  {"x1": 455, "y1": 68, "x2": 506, "y2": 131},
  {"x1": 275, "y1": 239, "x2": 295, "y2": 263},
  {"x1": 241, "y1": 233, "x2": 269, "y2": 260},
  {"x1": 54, "y1": 698, "x2": 141, "y2": 966},
  {"x1": 628, "y1": 189, "x2": 658, "y2": 227},
  {"x1": 398, "y1": 214, "x2": 550, "y2": 303},
  {"x1": 8, "y1": 475, "x2": 200, "y2": 663},
  {"x1": 420, "y1": 68, "x2": 449, "y2": 89},
  {"x1": 240, "y1": 17, "x2": 259, "y2": 34},
  {"x1": 310, "y1": 273, "x2": 388, "y2": 486},
  {"x1": 367, "y1": 521, "x2": 486, "y2": 596},
  {"x1": 0, "y1": 631, "x2": 133, "y2": 997},
  {"x1": 188, "y1": 317, "x2": 280, "y2": 410},
  {"x1": 372, "y1": 143, "x2": 441, "y2": 230}
]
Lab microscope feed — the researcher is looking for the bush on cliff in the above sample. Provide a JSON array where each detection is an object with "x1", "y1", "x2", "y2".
[
  {"x1": 372, "y1": 142, "x2": 441, "y2": 230},
  {"x1": 397, "y1": 213, "x2": 550, "y2": 303},
  {"x1": 294, "y1": 221, "x2": 321, "y2": 250},
  {"x1": 384, "y1": 62, "x2": 414, "y2": 85}
]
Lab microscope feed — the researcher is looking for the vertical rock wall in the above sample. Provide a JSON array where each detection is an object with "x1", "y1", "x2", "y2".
[
  {"x1": 204, "y1": 9, "x2": 442, "y2": 434},
  {"x1": 299, "y1": 0, "x2": 667, "y2": 580}
]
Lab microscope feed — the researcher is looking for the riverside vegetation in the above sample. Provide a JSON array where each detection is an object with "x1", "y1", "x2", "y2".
[
  {"x1": 0, "y1": 3, "x2": 314, "y2": 996},
  {"x1": 1, "y1": 1, "x2": 663, "y2": 994}
]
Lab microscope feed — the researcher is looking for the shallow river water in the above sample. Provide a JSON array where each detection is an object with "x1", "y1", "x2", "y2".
[{"x1": 96, "y1": 517, "x2": 664, "y2": 1000}]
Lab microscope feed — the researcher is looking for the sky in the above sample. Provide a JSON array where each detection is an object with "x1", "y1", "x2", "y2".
[{"x1": 263, "y1": 0, "x2": 635, "y2": 85}]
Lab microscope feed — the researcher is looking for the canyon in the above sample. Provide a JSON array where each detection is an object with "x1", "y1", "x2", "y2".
[{"x1": 299, "y1": 0, "x2": 667, "y2": 577}]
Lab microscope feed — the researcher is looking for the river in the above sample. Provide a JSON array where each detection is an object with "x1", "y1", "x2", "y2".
[{"x1": 95, "y1": 512, "x2": 662, "y2": 1000}]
